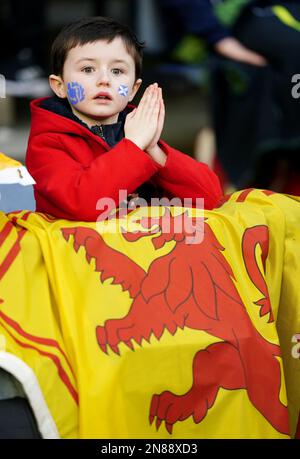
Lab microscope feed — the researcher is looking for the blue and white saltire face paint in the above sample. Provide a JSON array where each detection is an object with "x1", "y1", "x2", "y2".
[
  {"x1": 67, "y1": 82, "x2": 85, "y2": 105},
  {"x1": 118, "y1": 84, "x2": 129, "y2": 97}
]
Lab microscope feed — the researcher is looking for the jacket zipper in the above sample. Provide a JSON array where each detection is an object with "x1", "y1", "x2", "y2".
[
  {"x1": 99, "y1": 125, "x2": 105, "y2": 141},
  {"x1": 92, "y1": 124, "x2": 106, "y2": 142}
]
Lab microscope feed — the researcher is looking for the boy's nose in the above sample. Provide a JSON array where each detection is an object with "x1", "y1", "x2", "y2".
[{"x1": 96, "y1": 71, "x2": 110, "y2": 86}]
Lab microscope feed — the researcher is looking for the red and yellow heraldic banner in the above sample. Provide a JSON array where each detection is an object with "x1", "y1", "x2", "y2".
[{"x1": 0, "y1": 189, "x2": 299, "y2": 439}]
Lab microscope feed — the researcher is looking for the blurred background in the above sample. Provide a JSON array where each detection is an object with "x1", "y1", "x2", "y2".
[{"x1": 1, "y1": 0, "x2": 300, "y2": 212}]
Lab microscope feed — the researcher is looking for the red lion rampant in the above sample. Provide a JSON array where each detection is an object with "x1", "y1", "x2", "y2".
[{"x1": 62, "y1": 209, "x2": 289, "y2": 435}]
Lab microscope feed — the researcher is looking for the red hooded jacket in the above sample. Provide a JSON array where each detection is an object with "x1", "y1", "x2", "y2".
[{"x1": 26, "y1": 97, "x2": 222, "y2": 221}]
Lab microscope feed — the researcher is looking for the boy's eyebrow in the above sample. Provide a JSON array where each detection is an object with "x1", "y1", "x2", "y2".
[
  {"x1": 111, "y1": 59, "x2": 130, "y2": 67},
  {"x1": 76, "y1": 58, "x2": 97, "y2": 64},
  {"x1": 76, "y1": 58, "x2": 130, "y2": 67}
]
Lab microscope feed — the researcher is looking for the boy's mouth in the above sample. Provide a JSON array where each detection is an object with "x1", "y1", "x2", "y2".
[{"x1": 94, "y1": 92, "x2": 112, "y2": 100}]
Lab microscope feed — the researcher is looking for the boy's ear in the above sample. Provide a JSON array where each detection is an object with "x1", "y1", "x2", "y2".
[
  {"x1": 49, "y1": 74, "x2": 67, "y2": 99},
  {"x1": 129, "y1": 78, "x2": 142, "y2": 102}
]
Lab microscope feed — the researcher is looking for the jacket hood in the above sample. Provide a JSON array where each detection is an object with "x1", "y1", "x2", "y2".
[{"x1": 29, "y1": 96, "x2": 133, "y2": 146}]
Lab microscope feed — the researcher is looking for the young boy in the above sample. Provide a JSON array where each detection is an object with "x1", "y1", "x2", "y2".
[{"x1": 26, "y1": 16, "x2": 222, "y2": 221}]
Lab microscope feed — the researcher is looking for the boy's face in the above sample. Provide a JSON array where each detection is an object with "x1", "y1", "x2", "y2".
[{"x1": 50, "y1": 37, "x2": 142, "y2": 126}]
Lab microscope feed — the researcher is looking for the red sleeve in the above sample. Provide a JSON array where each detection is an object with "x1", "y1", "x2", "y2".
[
  {"x1": 154, "y1": 140, "x2": 223, "y2": 209},
  {"x1": 26, "y1": 134, "x2": 159, "y2": 221}
]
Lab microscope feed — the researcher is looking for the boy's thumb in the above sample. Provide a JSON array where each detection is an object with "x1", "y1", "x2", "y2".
[{"x1": 125, "y1": 108, "x2": 137, "y2": 125}]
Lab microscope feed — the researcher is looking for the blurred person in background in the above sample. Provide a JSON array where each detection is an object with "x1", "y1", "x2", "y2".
[
  {"x1": 0, "y1": 0, "x2": 50, "y2": 98},
  {"x1": 159, "y1": 0, "x2": 300, "y2": 194}
]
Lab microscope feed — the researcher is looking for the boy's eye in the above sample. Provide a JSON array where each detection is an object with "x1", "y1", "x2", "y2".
[
  {"x1": 82, "y1": 67, "x2": 95, "y2": 73},
  {"x1": 111, "y1": 68, "x2": 123, "y2": 75}
]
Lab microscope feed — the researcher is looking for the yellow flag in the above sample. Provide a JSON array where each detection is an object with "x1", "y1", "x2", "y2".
[{"x1": 0, "y1": 189, "x2": 299, "y2": 439}]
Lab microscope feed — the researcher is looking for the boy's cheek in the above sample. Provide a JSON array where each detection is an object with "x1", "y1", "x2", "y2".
[
  {"x1": 117, "y1": 84, "x2": 129, "y2": 98},
  {"x1": 66, "y1": 81, "x2": 86, "y2": 105}
]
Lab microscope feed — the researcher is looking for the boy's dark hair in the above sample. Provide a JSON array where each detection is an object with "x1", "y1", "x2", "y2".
[{"x1": 51, "y1": 16, "x2": 145, "y2": 79}]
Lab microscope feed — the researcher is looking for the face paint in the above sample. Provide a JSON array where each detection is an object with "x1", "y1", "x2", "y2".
[
  {"x1": 118, "y1": 84, "x2": 129, "y2": 97},
  {"x1": 67, "y1": 82, "x2": 85, "y2": 105}
]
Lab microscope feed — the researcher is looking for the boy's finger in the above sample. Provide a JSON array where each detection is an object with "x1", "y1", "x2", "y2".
[
  {"x1": 136, "y1": 85, "x2": 154, "y2": 112},
  {"x1": 139, "y1": 85, "x2": 157, "y2": 114},
  {"x1": 135, "y1": 84, "x2": 159, "y2": 122},
  {"x1": 146, "y1": 90, "x2": 160, "y2": 117},
  {"x1": 137, "y1": 85, "x2": 152, "y2": 102},
  {"x1": 157, "y1": 97, "x2": 165, "y2": 129},
  {"x1": 159, "y1": 102, "x2": 165, "y2": 121}
]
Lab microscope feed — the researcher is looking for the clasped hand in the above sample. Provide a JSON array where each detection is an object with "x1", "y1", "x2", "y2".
[{"x1": 125, "y1": 83, "x2": 166, "y2": 165}]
